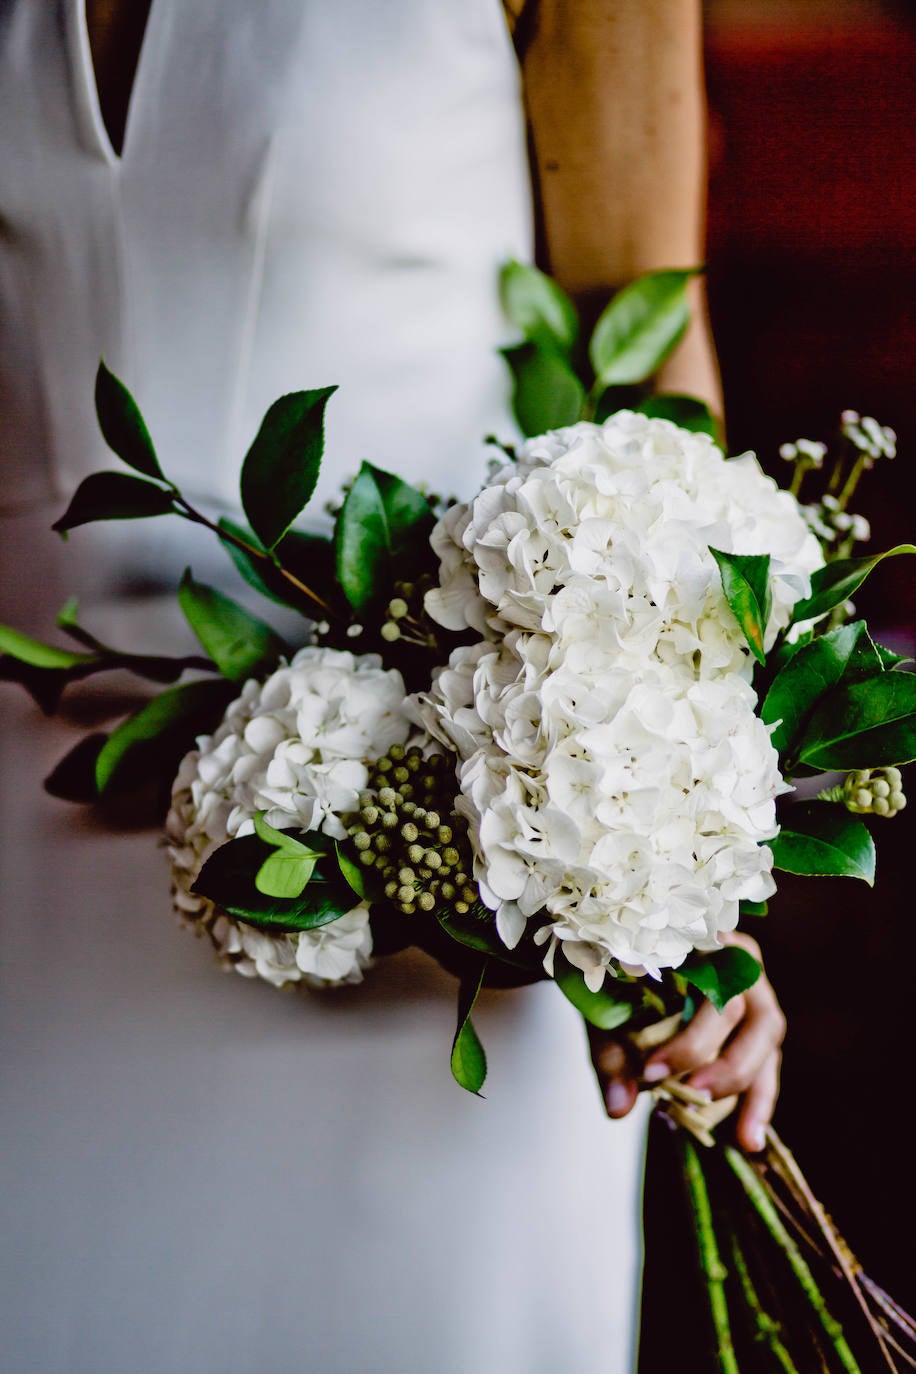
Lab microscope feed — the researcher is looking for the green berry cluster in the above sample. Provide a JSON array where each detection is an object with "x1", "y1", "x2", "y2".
[
  {"x1": 379, "y1": 577, "x2": 438, "y2": 648},
  {"x1": 345, "y1": 744, "x2": 479, "y2": 916},
  {"x1": 844, "y1": 767, "x2": 906, "y2": 818}
]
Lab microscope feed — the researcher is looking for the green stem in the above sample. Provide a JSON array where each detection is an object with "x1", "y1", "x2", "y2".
[
  {"x1": 681, "y1": 1136, "x2": 740, "y2": 1374},
  {"x1": 788, "y1": 459, "x2": 813, "y2": 499},
  {"x1": 727, "y1": 1228, "x2": 801, "y2": 1374},
  {"x1": 764, "y1": 1130, "x2": 903, "y2": 1371},
  {"x1": 835, "y1": 454, "x2": 867, "y2": 512},
  {"x1": 172, "y1": 496, "x2": 335, "y2": 618},
  {"x1": 581, "y1": 379, "x2": 603, "y2": 423},
  {"x1": 725, "y1": 1147, "x2": 863, "y2": 1374}
]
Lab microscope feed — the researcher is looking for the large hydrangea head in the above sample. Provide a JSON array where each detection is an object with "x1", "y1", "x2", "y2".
[
  {"x1": 416, "y1": 413, "x2": 817, "y2": 981},
  {"x1": 166, "y1": 647, "x2": 415, "y2": 988},
  {"x1": 425, "y1": 410, "x2": 823, "y2": 668}
]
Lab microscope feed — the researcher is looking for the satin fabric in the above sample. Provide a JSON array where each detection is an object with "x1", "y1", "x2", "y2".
[{"x1": 0, "y1": 5, "x2": 647, "y2": 1370}]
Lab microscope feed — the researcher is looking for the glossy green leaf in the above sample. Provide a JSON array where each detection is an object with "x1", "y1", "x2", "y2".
[
  {"x1": 499, "y1": 259, "x2": 579, "y2": 354},
  {"x1": 94, "y1": 678, "x2": 234, "y2": 794},
  {"x1": 738, "y1": 900, "x2": 768, "y2": 917},
  {"x1": 217, "y1": 518, "x2": 282, "y2": 601},
  {"x1": 52, "y1": 471, "x2": 175, "y2": 533},
  {"x1": 254, "y1": 851, "x2": 318, "y2": 898},
  {"x1": 589, "y1": 268, "x2": 697, "y2": 387},
  {"x1": 43, "y1": 733, "x2": 108, "y2": 802},
  {"x1": 435, "y1": 902, "x2": 539, "y2": 971},
  {"x1": 253, "y1": 812, "x2": 314, "y2": 852},
  {"x1": 335, "y1": 842, "x2": 368, "y2": 899},
  {"x1": 762, "y1": 621, "x2": 881, "y2": 761},
  {"x1": 634, "y1": 393, "x2": 720, "y2": 442},
  {"x1": 251, "y1": 813, "x2": 324, "y2": 895},
  {"x1": 798, "y1": 671, "x2": 916, "y2": 771},
  {"x1": 178, "y1": 570, "x2": 286, "y2": 682},
  {"x1": 710, "y1": 548, "x2": 771, "y2": 664},
  {"x1": 334, "y1": 462, "x2": 434, "y2": 613},
  {"x1": 680, "y1": 947, "x2": 762, "y2": 1012},
  {"x1": 770, "y1": 805, "x2": 875, "y2": 884},
  {"x1": 791, "y1": 544, "x2": 916, "y2": 624},
  {"x1": 95, "y1": 361, "x2": 164, "y2": 480},
  {"x1": 554, "y1": 952, "x2": 635, "y2": 1030},
  {"x1": 874, "y1": 641, "x2": 912, "y2": 670},
  {"x1": 0, "y1": 623, "x2": 96, "y2": 670},
  {"x1": 450, "y1": 964, "x2": 488, "y2": 1095},
  {"x1": 501, "y1": 343, "x2": 585, "y2": 437},
  {"x1": 192, "y1": 832, "x2": 354, "y2": 932},
  {"x1": 240, "y1": 387, "x2": 337, "y2": 550}
]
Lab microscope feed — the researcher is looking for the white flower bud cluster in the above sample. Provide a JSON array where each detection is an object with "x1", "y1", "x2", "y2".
[
  {"x1": 801, "y1": 494, "x2": 871, "y2": 547},
  {"x1": 841, "y1": 411, "x2": 896, "y2": 464},
  {"x1": 166, "y1": 647, "x2": 417, "y2": 988},
  {"x1": 780, "y1": 438, "x2": 827, "y2": 468},
  {"x1": 416, "y1": 413, "x2": 819, "y2": 982}
]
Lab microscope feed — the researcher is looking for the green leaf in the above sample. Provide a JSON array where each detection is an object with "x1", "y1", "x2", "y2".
[
  {"x1": 874, "y1": 641, "x2": 912, "y2": 670},
  {"x1": 588, "y1": 268, "x2": 697, "y2": 387},
  {"x1": 710, "y1": 548, "x2": 772, "y2": 664},
  {"x1": 94, "y1": 361, "x2": 164, "y2": 480},
  {"x1": 762, "y1": 621, "x2": 881, "y2": 761},
  {"x1": 0, "y1": 623, "x2": 96, "y2": 670},
  {"x1": 791, "y1": 544, "x2": 916, "y2": 624},
  {"x1": 178, "y1": 570, "x2": 286, "y2": 682},
  {"x1": 770, "y1": 804, "x2": 875, "y2": 884},
  {"x1": 499, "y1": 259, "x2": 579, "y2": 354},
  {"x1": 218, "y1": 524, "x2": 338, "y2": 619},
  {"x1": 738, "y1": 900, "x2": 768, "y2": 917},
  {"x1": 435, "y1": 902, "x2": 539, "y2": 971},
  {"x1": 52, "y1": 471, "x2": 175, "y2": 533},
  {"x1": 94, "y1": 678, "x2": 235, "y2": 794},
  {"x1": 634, "y1": 393, "x2": 721, "y2": 442},
  {"x1": 680, "y1": 947, "x2": 762, "y2": 1012},
  {"x1": 250, "y1": 813, "x2": 324, "y2": 895},
  {"x1": 240, "y1": 387, "x2": 337, "y2": 550},
  {"x1": 254, "y1": 852, "x2": 318, "y2": 898},
  {"x1": 501, "y1": 343, "x2": 585, "y2": 437},
  {"x1": 43, "y1": 733, "x2": 108, "y2": 802},
  {"x1": 450, "y1": 964, "x2": 488, "y2": 1095},
  {"x1": 334, "y1": 462, "x2": 434, "y2": 613},
  {"x1": 797, "y1": 671, "x2": 916, "y2": 771},
  {"x1": 336, "y1": 842, "x2": 368, "y2": 899},
  {"x1": 554, "y1": 951, "x2": 635, "y2": 1030},
  {"x1": 253, "y1": 812, "x2": 316, "y2": 852},
  {"x1": 192, "y1": 832, "x2": 357, "y2": 932}
]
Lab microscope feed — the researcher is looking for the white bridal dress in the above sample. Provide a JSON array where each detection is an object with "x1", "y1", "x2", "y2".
[{"x1": 0, "y1": 4, "x2": 648, "y2": 1371}]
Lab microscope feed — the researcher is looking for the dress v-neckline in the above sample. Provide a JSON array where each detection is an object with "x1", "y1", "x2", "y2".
[{"x1": 69, "y1": 0, "x2": 158, "y2": 167}]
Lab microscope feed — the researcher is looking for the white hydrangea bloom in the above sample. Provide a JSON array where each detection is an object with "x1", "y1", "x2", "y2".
[
  {"x1": 417, "y1": 414, "x2": 815, "y2": 981},
  {"x1": 425, "y1": 411, "x2": 823, "y2": 669},
  {"x1": 166, "y1": 647, "x2": 414, "y2": 988}
]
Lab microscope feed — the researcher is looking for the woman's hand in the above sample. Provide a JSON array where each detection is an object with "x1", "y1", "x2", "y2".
[{"x1": 588, "y1": 932, "x2": 786, "y2": 1153}]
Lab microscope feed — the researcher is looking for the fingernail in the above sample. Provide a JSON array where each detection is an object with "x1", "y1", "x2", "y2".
[
  {"x1": 605, "y1": 1082, "x2": 631, "y2": 1116},
  {"x1": 597, "y1": 1043, "x2": 626, "y2": 1075},
  {"x1": 642, "y1": 1062, "x2": 669, "y2": 1084},
  {"x1": 747, "y1": 1124, "x2": 765, "y2": 1152}
]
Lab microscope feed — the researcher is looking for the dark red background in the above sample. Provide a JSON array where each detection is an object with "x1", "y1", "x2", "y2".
[{"x1": 704, "y1": 0, "x2": 915, "y2": 1309}]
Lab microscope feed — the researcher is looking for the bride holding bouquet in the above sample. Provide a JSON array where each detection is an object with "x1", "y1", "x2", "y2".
[{"x1": 0, "y1": 3, "x2": 786, "y2": 1370}]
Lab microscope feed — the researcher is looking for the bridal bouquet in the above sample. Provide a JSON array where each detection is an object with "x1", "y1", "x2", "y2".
[{"x1": 3, "y1": 266, "x2": 914, "y2": 1372}]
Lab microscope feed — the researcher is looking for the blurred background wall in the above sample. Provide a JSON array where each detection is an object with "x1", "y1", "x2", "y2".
[{"x1": 703, "y1": 0, "x2": 915, "y2": 1307}]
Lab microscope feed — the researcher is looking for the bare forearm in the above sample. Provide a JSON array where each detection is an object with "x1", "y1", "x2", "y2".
[{"x1": 520, "y1": 0, "x2": 722, "y2": 412}]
